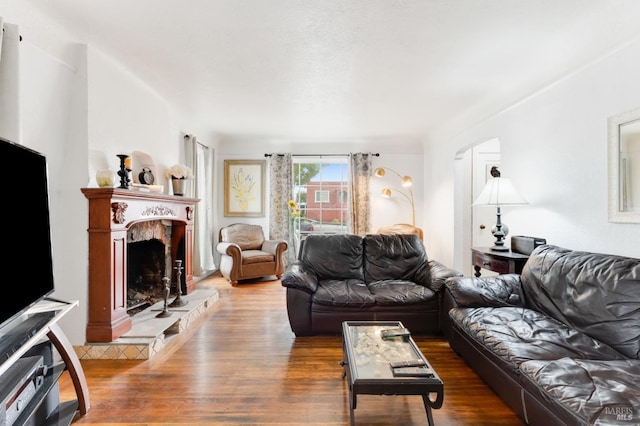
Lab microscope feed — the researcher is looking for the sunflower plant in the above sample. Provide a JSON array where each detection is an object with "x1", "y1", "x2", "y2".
[{"x1": 287, "y1": 200, "x2": 301, "y2": 219}]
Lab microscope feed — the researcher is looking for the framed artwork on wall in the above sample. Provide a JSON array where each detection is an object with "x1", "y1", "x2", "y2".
[
  {"x1": 224, "y1": 159, "x2": 266, "y2": 217},
  {"x1": 608, "y1": 107, "x2": 640, "y2": 223}
]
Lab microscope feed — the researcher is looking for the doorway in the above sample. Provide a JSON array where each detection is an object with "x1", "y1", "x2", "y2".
[
  {"x1": 454, "y1": 138, "x2": 501, "y2": 276},
  {"x1": 472, "y1": 139, "x2": 501, "y2": 249}
]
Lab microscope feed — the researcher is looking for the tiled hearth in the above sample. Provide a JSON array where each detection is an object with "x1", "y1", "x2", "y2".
[{"x1": 74, "y1": 285, "x2": 219, "y2": 360}]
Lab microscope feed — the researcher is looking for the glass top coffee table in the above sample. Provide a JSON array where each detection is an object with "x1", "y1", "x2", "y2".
[{"x1": 341, "y1": 321, "x2": 444, "y2": 425}]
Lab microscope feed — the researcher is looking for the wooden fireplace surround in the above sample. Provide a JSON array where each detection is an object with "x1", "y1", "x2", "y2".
[{"x1": 82, "y1": 188, "x2": 199, "y2": 343}]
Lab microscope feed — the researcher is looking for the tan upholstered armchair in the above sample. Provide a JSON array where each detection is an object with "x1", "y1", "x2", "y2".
[
  {"x1": 377, "y1": 223, "x2": 424, "y2": 240},
  {"x1": 216, "y1": 223, "x2": 288, "y2": 286}
]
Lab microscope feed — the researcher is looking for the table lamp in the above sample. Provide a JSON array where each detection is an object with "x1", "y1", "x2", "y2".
[{"x1": 473, "y1": 169, "x2": 528, "y2": 252}]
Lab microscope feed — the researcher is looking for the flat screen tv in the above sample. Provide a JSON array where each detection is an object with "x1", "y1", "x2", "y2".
[{"x1": 0, "y1": 137, "x2": 55, "y2": 329}]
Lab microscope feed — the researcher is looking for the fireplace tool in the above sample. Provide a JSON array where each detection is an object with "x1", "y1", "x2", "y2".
[
  {"x1": 169, "y1": 260, "x2": 188, "y2": 307},
  {"x1": 156, "y1": 277, "x2": 172, "y2": 318}
]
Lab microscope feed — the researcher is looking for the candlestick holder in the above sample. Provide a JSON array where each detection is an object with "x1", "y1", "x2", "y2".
[
  {"x1": 117, "y1": 154, "x2": 131, "y2": 189},
  {"x1": 156, "y1": 277, "x2": 172, "y2": 318},
  {"x1": 169, "y1": 260, "x2": 187, "y2": 307}
]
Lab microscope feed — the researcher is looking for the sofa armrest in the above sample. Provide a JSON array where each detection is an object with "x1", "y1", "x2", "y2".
[
  {"x1": 216, "y1": 242, "x2": 241, "y2": 259},
  {"x1": 445, "y1": 274, "x2": 526, "y2": 308},
  {"x1": 281, "y1": 262, "x2": 319, "y2": 294},
  {"x1": 262, "y1": 239, "x2": 287, "y2": 255},
  {"x1": 428, "y1": 260, "x2": 463, "y2": 292}
]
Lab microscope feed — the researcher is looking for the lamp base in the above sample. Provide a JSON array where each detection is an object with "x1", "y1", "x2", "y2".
[{"x1": 490, "y1": 206, "x2": 510, "y2": 252}]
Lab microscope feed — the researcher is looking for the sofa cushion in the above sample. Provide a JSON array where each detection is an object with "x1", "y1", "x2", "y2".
[
  {"x1": 520, "y1": 358, "x2": 640, "y2": 426},
  {"x1": 313, "y1": 279, "x2": 375, "y2": 307},
  {"x1": 449, "y1": 306, "x2": 626, "y2": 370},
  {"x1": 300, "y1": 234, "x2": 364, "y2": 281},
  {"x1": 368, "y1": 280, "x2": 436, "y2": 305},
  {"x1": 241, "y1": 250, "x2": 275, "y2": 264},
  {"x1": 522, "y1": 245, "x2": 640, "y2": 359},
  {"x1": 363, "y1": 234, "x2": 431, "y2": 286}
]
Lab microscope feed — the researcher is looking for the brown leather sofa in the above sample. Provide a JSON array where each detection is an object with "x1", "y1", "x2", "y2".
[
  {"x1": 281, "y1": 233, "x2": 462, "y2": 336},
  {"x1": 443, "y1": 245, "x2": 640, "y2": 425},
  {"x1": 216, "y1": 223, "x2": 288, "y2": 286}
]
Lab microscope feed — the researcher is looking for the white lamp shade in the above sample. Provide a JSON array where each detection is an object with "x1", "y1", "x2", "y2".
[{"x1": 473, "y1": 177, "x2": 528, "y2": 206}]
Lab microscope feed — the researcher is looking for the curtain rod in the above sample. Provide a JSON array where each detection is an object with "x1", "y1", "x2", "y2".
[
  {"x1": 184, "y1": 134, "x2": 209, "y2": 149},
  {"x1": 264, "y1": 153, "x2": 379, "y2": 157}
]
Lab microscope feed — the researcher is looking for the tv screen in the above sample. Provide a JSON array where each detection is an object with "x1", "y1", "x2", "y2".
[{"x1": 0, "y1": 137, "x2": 55, "y2": 327}]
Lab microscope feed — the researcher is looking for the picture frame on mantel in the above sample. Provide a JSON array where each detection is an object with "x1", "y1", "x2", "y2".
[{"x1": 224, "y1": 159, "x2": 265, "y2": 217}]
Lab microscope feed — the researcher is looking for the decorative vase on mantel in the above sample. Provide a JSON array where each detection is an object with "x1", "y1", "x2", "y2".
[
  {"x1": 171, "y1": 176, "x2": 186, "y2": 196},
  {"x1": 165, "y1": 164, "x2": 193, "y2": 196},
  {"x1": 96, "y1": 170, "x2": 116, "y2": 188}
]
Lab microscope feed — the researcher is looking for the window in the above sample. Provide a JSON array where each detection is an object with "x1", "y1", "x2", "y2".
[
  {"x1": 315, "y1": 191, "x2": 329, "y2": 203},
  {"x1": 292, "y1": 156, "x2": 350, "y2": 238}
]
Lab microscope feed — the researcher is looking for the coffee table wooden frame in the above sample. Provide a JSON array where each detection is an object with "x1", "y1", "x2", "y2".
[{"x1": 341, "y1": 321, "x2": 444, "y2": 425}]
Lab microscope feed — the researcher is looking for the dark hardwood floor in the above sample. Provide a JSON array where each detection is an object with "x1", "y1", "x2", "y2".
[{"x1": 60, "y1": 274, "x2": 524, "y2": 425}]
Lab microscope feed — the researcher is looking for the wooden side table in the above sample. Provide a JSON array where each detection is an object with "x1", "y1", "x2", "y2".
[{"x1": 471, "y1": 247, "x2": 530, "y2": 277}]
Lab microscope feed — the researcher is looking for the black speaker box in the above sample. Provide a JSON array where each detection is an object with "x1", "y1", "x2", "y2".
[{"x1": 511, "y1": 235, "x2": 546, "y2": 255}]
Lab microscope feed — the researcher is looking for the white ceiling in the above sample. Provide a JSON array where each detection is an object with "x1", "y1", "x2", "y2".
[{"x1": 25, "y1": 0, "x2": 640, "y2": 140}]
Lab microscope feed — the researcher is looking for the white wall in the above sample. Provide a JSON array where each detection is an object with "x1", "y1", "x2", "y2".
[
  {"x1": 19, "y1": 40, "x2": 88, "y2": 347},
  {"x1": 87, "y1": 48, "x2": 182, "y2": 186},
  {"x1": 427, "y1": 36, "x2": 640, "y2": 270},
  {"x1": 3, "y1": 5, "x2": 209, "y2": 345},
  {"x1": 216, "y1": 137, "x2": 424, "y2": 237},
  {"x1": 35, "y1": 43, "x2": 189, "y2": 345}
]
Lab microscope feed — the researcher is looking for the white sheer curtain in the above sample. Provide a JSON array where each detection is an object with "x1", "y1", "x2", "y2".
[
  {"x1": 185, "y1": 134, "x2": 216, "y2": 275},
  {"x1": 0, "y1": 18, "x2": 21, "y2": 142}
]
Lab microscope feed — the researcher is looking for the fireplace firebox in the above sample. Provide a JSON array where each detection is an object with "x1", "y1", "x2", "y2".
[
  {"x1": 127, "y1": 237, "x2": 166, "y2": 313},
  {"x1": 82, "y1": 188, "x2": 199, "y2": 343}
]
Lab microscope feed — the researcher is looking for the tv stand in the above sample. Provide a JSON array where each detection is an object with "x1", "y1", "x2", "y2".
[{"x1": 0, "y1": 299, "x2": 89, "y2": 424}]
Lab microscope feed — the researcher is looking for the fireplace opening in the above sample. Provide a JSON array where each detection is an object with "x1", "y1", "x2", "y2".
[
  {"x1": 127, "y1": 238, "x2": 168, "y2": 315},
  {"x1": 126, "y1": 220, "x2": 174, "y2": 316}
]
